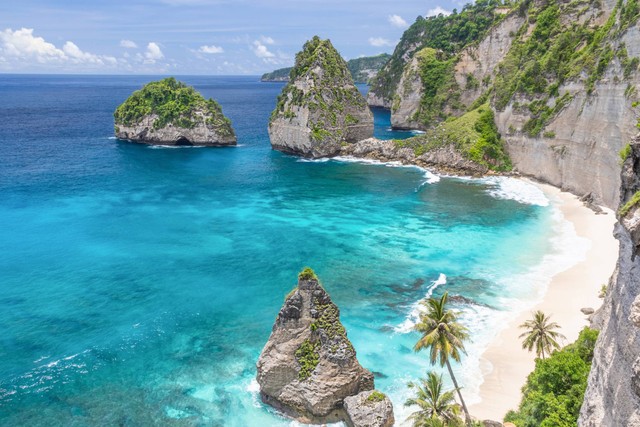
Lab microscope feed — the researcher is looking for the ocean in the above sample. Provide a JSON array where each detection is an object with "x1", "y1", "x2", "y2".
[{"x1": 0, "y1": 75, "x2": 587, "y2": 426}]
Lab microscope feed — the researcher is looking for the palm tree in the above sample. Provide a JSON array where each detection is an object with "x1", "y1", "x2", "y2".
[
  {"x1": 518, "y1": 310, "x2": 566, "y2": 359},
  {"x1": 405, "y1": 371, "x2": 464, "y2": 427},
  {"x1": 413, "y1": 292, "x2": 471, "y2": 426}
]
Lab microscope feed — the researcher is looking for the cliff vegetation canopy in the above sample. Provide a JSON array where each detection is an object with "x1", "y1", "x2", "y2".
[
  {"x1": 369, "y1": 0, "x2": 508, "y2": 103},
  {"x1": 505, "y1": 327, "x2": 599, "y2": 427},
  {"x1": 114, "y1": 77, "x2": 233, "y2": 135}
]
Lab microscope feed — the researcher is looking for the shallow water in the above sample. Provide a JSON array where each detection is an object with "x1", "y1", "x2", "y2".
[{"x1": 0, "y1": 75, "x2": 585, "y2": 426}]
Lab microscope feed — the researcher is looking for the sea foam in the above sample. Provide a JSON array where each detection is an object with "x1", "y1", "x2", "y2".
[{"x1": 394, "y1": 273, "x2": 447, "y2": 334}]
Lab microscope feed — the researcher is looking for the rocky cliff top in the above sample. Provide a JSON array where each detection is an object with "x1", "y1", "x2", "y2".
[
  {"x1": 268, "y1": 36, "x2": 373, "y2": 158},
  {"x1": 256, "y1": 268, "x2": 393, "y2": 425},
  {"x1": 261, "y1": 54, "x2": 390, "y2": 84},
  {"x1": 114, "y1": 77, "x2": 236, "y2": 146}
]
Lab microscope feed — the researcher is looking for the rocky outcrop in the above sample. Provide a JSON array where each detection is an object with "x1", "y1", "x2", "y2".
[
  {"x1": 114, "y1": 78, "x2": 236, "y2": 146},
  {"x1": 579, "y1": 137, "x2": 640, "y2": 426},
  {"x1": 340, "y1": 138, "x2": 489, "y2": 175},
  {"x1": 256, "y1": 268, "x2": 391, "y2": 424},
  {"x1": 390, "y1": 13, "x2": 524, "y2": 130},
  {"x1": 391, "y1": 54, "x2": 423, "y2": 130},
  {"x1": 268, "y1": 36, "x2": 373, "y2": 158},
  {"x1": 343, "y1": 390, "x2": 394, "y2": 427}
]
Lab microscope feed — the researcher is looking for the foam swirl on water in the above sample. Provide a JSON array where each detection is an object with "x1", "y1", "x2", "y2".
[{"x1": 395, "y1": 273, "x2": 447, "y2": 334}]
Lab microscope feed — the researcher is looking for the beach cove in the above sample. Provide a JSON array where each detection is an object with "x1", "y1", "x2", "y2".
[{"x1": 0, "y1": 74, "x2": 618, "y2": 426}]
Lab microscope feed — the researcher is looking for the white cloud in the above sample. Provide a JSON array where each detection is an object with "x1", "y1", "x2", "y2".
[
  {"x1": 0, "y1": 28, "x2": 65, "y2": 61},
  {"x1": 0, "y1": 28, "x2": 117, "y2": 68},
  {"x1": 426, "y1": 6, "x2": 452, "y2": 17},
  {"x1": 368, "y1": 37, "x2": 394, "y2": 47},
  {"x1": 252, "y1": 40, "x2": 274, "y2": 59},
  {"x1": 63, "y1": 41, "x2": 116, "y2": 65},
  {"x1": 144, "y1": 42, "x2": 164, "y2": 63},
  {"x1": 388, "y1": 14, "x2": 408, "y2": 28},
  {"x1": 260, "y1": 35, "x2": 275, "y2": 45},
  {"x1": 199, "y1": 44, "x2": 224, "y2": 54},
  {"x1": 120, "y1": 39, "x2": 137, "y2": 49}
]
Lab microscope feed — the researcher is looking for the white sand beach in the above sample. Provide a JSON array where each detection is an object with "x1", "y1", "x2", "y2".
[{"x1": 469, "y1": 182, "x2": 619, "y2": 421}]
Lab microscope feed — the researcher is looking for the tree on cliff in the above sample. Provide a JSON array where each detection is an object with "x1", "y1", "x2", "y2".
[
  {"x1": 413, "y1": 292, "x2": 471, "y2": 426},
  {"x1": 405, "y1": 371, "x2": 463, "y2": 427},
  {"x1": 518, "y1": 310, "x2": 566, "y2": 360}
]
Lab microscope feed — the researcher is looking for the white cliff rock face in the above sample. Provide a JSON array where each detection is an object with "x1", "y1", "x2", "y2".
[
  {"x1": 454, "y1": 14, "x2": 525, "y2": 107},
  {"x1": 268, "y1": 37, "x2": 373, "y2": 158},
  {"x1": 256, "y1": 273, "x2": 392, "y2": 424},
  {"x1": 116, "y1": 112, "x2": 236, "y2": 146},
  {"x1": 579, "y1": 141, "x2": 640, "y2": 426},
  {"x1": 496, "y1": 59, "x2": 637, "y2": 208},
  {"x1": 391, "y1": 55, "x2": 424, "y2": 130}
]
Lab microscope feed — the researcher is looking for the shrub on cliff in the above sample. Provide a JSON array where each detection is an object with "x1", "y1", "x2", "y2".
[{"x1": 504, "y1": 327, "x2": 598, "y2": 427}]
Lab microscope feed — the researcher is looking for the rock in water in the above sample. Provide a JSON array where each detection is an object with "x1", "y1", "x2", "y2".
[
  {"x1": 343, "y1": 390, "x2": 395, "y2": 427},
  {"x1": 114, "y1": 77, "x2": 236, "y2": 146},
  {"x1": 268, "y1": 36, "x2": 373, "y2": 158},
  {"x1": 257, "y1": 268, "x2": 387, "y2": 424}
]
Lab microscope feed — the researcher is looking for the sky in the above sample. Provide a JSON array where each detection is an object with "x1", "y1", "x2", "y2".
[{"x1": 0, "y1": 0, "x2": 466, "y2": 75}]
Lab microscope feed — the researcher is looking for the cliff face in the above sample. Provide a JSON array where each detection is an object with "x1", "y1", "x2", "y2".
[
  {"x1": 114, "y1": 77, "x2": 236, "y2": 146},
  {"x1": 256, "y1": 269, "x2": 393, "y2": 425},
  {"x1": 579, "y1": 138, "x2": 640, "y2": 426},
  {"x1": 268, "y1": 36, "x2": 373, "y2": 158},
  {"x1": 374, "y1": 0, "x2": 640, "y2": 209},
  {"x1": 495, "y1": 0, "x2": 638, "y2": 208}
]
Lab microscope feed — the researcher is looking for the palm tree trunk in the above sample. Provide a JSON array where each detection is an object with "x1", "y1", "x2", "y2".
[{"x1": 446, "y1": 359, "x2": 472, "y2": 427}]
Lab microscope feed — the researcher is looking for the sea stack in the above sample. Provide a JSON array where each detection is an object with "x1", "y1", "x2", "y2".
[
  {"x1": 268, "y1": 36, "x2": 374, "y2": 158},
  {"x1": 114, "y1": 77, "x2": 236, "y2": 146},
  {"x1": 256, "y1": 268, "x2": 393, "y2": 425}
]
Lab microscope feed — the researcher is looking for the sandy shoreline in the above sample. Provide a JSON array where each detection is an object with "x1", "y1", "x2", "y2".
[{"x1": 469, "y1": 181, "x2": 619, "y2": 421}]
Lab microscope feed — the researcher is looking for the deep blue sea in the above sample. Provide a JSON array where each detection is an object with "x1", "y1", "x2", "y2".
[{"x1": 0, "y1": 75, "x2": 583, "y2": 426}]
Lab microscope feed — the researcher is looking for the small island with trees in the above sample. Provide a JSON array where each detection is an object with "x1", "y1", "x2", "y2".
[{"x1": 114, "y1": 77, "x2": 236, "y2": 147}]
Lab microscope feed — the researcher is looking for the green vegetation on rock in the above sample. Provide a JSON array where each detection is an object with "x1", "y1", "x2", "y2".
[
  {"x1": 270, "y1": 36, "x2": 369, "y2": 150},
  {"x1": 619, "y1": 190, "x2": 640, "y2": 216},
  {"x1": 114, "y1": 77, "x2": 234, "y2": 136},
  {"x1": 346, "y1": 53, "x2": 391, "y2": 83},
  {"x1": 490, "y1": 0, "x2": 640, "y2": 135},
  {"x1": 298, "y1": 267, "x2": 318, "y2": 281},
  {"x1": 620, "y1": 143, "x2": 633, "y2": 163},
  {"x1": 394, "y1": 104, "x2": 511, "y2": 171},
  {"x1": 410, "y1": 47, "x2": 460, "y2": 127},
  {"x1": 295, "y1": 339, "x2": 320, "y2": 380},
  {"x1": 369, "y1": 0, "x2": 506, "y2": 104},
  {"x1": 505, "y1": 327, "x2": 599, "y2": 427},
  {"x1": 366, "y1": 390, "x2": 387, "y2": 404}
]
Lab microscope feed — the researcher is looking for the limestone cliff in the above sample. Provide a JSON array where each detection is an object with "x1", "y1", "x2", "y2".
[
  {"x1": 268, "y1": 36, "x2": 373, "y2": 158},
  {"x1": 256, "y1": 268, "x2": 393, "y2": 425},
  {"x1": 373, "y1": 0, "x2": 640, "y2": 208},
  {"x1": 114, "y1": 78, "x2": 236, "y2": 146},
  {"x1": 579, "y1": 136, "x2": 640, "y2": 426}
]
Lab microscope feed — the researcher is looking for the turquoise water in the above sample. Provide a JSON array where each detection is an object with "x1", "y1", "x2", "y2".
[{"x1": 0, "y1": 75, "x2": 574, "y2": 426}]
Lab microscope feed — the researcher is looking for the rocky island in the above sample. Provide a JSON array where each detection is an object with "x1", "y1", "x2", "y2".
[
  {"x1": 256, "y1": 268, "x2": 394, "y2": 426},
  {"x1": 114, "y1": 77, "x2": 236, "y2": 146},
  {"x1": 268, "y1": 36, "x2": 374, "y2": 158}
]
